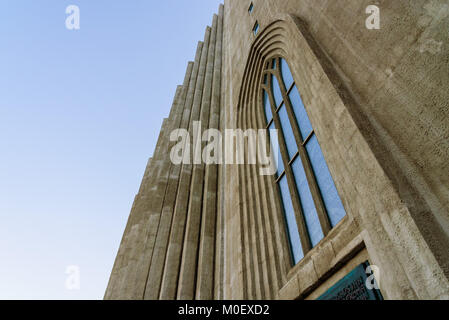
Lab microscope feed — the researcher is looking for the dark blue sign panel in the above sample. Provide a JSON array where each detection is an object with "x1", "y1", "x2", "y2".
[{"x1": 317, "y1": 261, "x2": 383, "y2": 300}]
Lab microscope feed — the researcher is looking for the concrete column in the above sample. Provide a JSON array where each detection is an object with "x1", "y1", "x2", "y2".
[
  {"x1": 118, "y1": 115, "x2": 172, "y2": 299},
  {"x1": 123, "y1": 82, "x2": 187, "y2": 299},
  {"x1": 106, "y1": 115, "x2": 171, "y2": 300},
  {"x1": 158, "y1": 41, "x2": 206, "y2": 300},
  {"x1": 129, "y1": 59, "x2": 196, "y2": 298},
  {"x1": 222, "y1": 1, "x2": 244, "y2": 300},
  {"x1": 176, "y1": 23, "x2": 215, "y2": 300},
  {"x1": 104, "y1": 156, "x2": 151, "y2": 299},
  {"x1": 214, "y1": 4, "x2": 225, "y2": 300},
  {"x1": 105, "y1": 5, "x2": 226, "y2": 301},
  {"x1": 143, "y1": 59, "x2": 198, "y2": 299},
  {"x1": 196, "y1": 9, "x2": 223, "y2": 300}
]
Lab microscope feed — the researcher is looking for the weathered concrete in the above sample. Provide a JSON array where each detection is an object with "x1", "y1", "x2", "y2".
[
  {"x1": 196, "y1": 10, "x2": 224, "y2": 300},
  {"x1": 106, "y1": 1, "x2": 449, "y2": 300}
]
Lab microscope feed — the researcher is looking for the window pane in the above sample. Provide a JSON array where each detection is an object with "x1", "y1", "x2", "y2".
[
  {"x1": 292, "y1": 157, "x2": 324, "y2": 247},
  {"x1": 280, "y1": 58, "x2": 294, "y2": 90},
  {"x1": 305, "y1": 134, "x2": 346, "y2": 227},
  {"x1": 248, "y1": 3, "x2": 254, "y2": 13},
  {"x1": 272, "y1": 58, "x2": 277, "y2": 69},
  {"x1": 271, "y1": 74, "x2": 283, "y2": 108},
  {"x1": 263, "y1": 90, "x2": 272, "y2": 124},
  {"x1": 289, "y1": 85, "x2": 313, "y2": 140},
  {"x1": 253, "y1": 23, "x2": 259, "y2": 35},
  {"x1": 278, "y1": 105, "x2": 298, "y2": 160},
  {"x1": 268, "y1": 122, "x2": 284, "y2": 177},
  {"x1": 279, "y1": 176, "x2": 304, "y2": 264}
]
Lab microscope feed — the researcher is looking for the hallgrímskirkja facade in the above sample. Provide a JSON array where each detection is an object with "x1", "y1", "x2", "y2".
[{"x1": 105, "y1": 1, "x2": 449, "y2": 300}]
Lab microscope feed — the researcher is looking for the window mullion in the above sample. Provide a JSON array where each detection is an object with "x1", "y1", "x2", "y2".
[
  {"x1": 275, "y1": 171, "x2": 285, "y2": 183},
  {"x1": 265, "y1": 118, "x2": 273, "y2": 130},
  {"x1": 265, "y1": 75, "x2": 312, "y2": 256},
  {"x1": 288, "y1": 151, "x2": 299, "y2": 166},
  {"x1": 287, "y1": 82, "x2": 295, "y2": 95},
  {"x1": 275, "y1": 68, "x2": 332, "y2": 236},
  {"x1": 302, "y1": 130, "x2": 314, "y2": 146}
]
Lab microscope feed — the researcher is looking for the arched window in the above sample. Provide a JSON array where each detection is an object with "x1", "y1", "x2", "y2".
[{"x1": 261, "y1": 57, "x2": 346, "y2": 264}]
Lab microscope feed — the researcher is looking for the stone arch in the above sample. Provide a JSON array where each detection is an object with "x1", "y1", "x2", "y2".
[{"x1": 234, "y1": 15, "x2": 320, "y2": 300}]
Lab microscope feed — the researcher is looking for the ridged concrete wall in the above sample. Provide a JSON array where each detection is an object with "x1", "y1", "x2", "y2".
[
  {"x1": 105, "y1": 5, "x2": 224, "y2": 300},
  {"x1": 222, "y1": 0, "x2": 449, "y2": 300},
  {"x1": 106, "y1": 0, "x2": 449, "y2": 300}
]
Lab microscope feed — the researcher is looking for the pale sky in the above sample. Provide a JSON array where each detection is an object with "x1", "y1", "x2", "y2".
[{"x1": 0, "y1": 0, "x2": 222, "y2": 299}]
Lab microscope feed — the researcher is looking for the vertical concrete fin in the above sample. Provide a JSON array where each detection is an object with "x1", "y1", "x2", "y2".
[
  {"x1": 106, "y1": 116, "x2": 170, "y2": 299},
  {"x1": 158, "y1": 40, "x2": 205, "y2": 300},
  {"x1": 105, "y1": 156, "x2": 152, "y2": 298},
  {"x1": 176, "y1": 23, "x2": 214, "y2": 300},
  {"x1": 168, "y1": 85, "x2": 184, "y2": 119},
  {"x1": 106, "y1": 7, "x2": 226, "y2": 300},
  {"x1": 196, "y1": 10, "x2": 223, "y2": 300},
  {"x1": 129, "y1": 62, "x2": 197, "y2": 299},
  {"x1": 214, "y1": 2, "x2": 226, "y2": 300},
  {"x1": 142, "y1": 63, "x2": 196, "y2": 300},
  {"x1": 120, "y1": 82, "x2": 185, "y2": 299}
]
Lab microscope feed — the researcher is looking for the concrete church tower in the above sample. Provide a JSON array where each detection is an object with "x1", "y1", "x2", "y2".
[{"x1": 105, "y1": 1, "x2": 449, "y2": 300}]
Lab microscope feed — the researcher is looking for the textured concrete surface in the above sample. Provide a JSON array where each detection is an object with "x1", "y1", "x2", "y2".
[{"x1": 105, "y1": 0, "x2": 449, "y2": 300}]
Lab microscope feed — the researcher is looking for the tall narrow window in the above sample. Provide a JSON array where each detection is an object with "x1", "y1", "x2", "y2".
[
  {"x1": 262, "y1": 57, "x2": 346, "y2": 264},
  {"x1": 253, "y1": 22, "x2": 259, "y2": 36},
  {"x1": 248, "y1": 3, "x2": 254, "y2": 14}
]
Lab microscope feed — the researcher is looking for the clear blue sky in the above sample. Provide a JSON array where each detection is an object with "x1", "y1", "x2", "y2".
[{"x1": 0, "y1": 0, "x2": 222, "y2": 299}]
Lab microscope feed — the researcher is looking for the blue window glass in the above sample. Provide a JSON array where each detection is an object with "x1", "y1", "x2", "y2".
[
  {"x1": 279, "y1": 176, "x2": 304, "y2": 264},
  {"x1": 263, "y1": 90, "x2": 272, "y2": 124},
  {"x1": 253, "y1": 23, "x2": 259, "y2": 36},
  {"x1": 305, "y1": 135, "x2": 346, "y2": 227},
  {"x1": 268, "y1": 122, "x2": 284, "y2": 177},
  {"x1": 271, "y1": 75, "x2": 283, "y2": 108},
  {"x1": 292, "y1": 157, "x2": 324, "y2": 247},
  {"x1": 278, "y1": 105, "x2": 298, "y2": 160},
  {"x1": 264, "y1": 58, "x2": 347, "y2": 266},
  {"x1": 280, "y1": 58, "x2": 294, "y2": 90},
  {"x1": 288, "y1": 85, "x2": 313, "y2": 140},
  {"x1": 248, "y1": 3, "x2": 254, "y2": 13}
]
